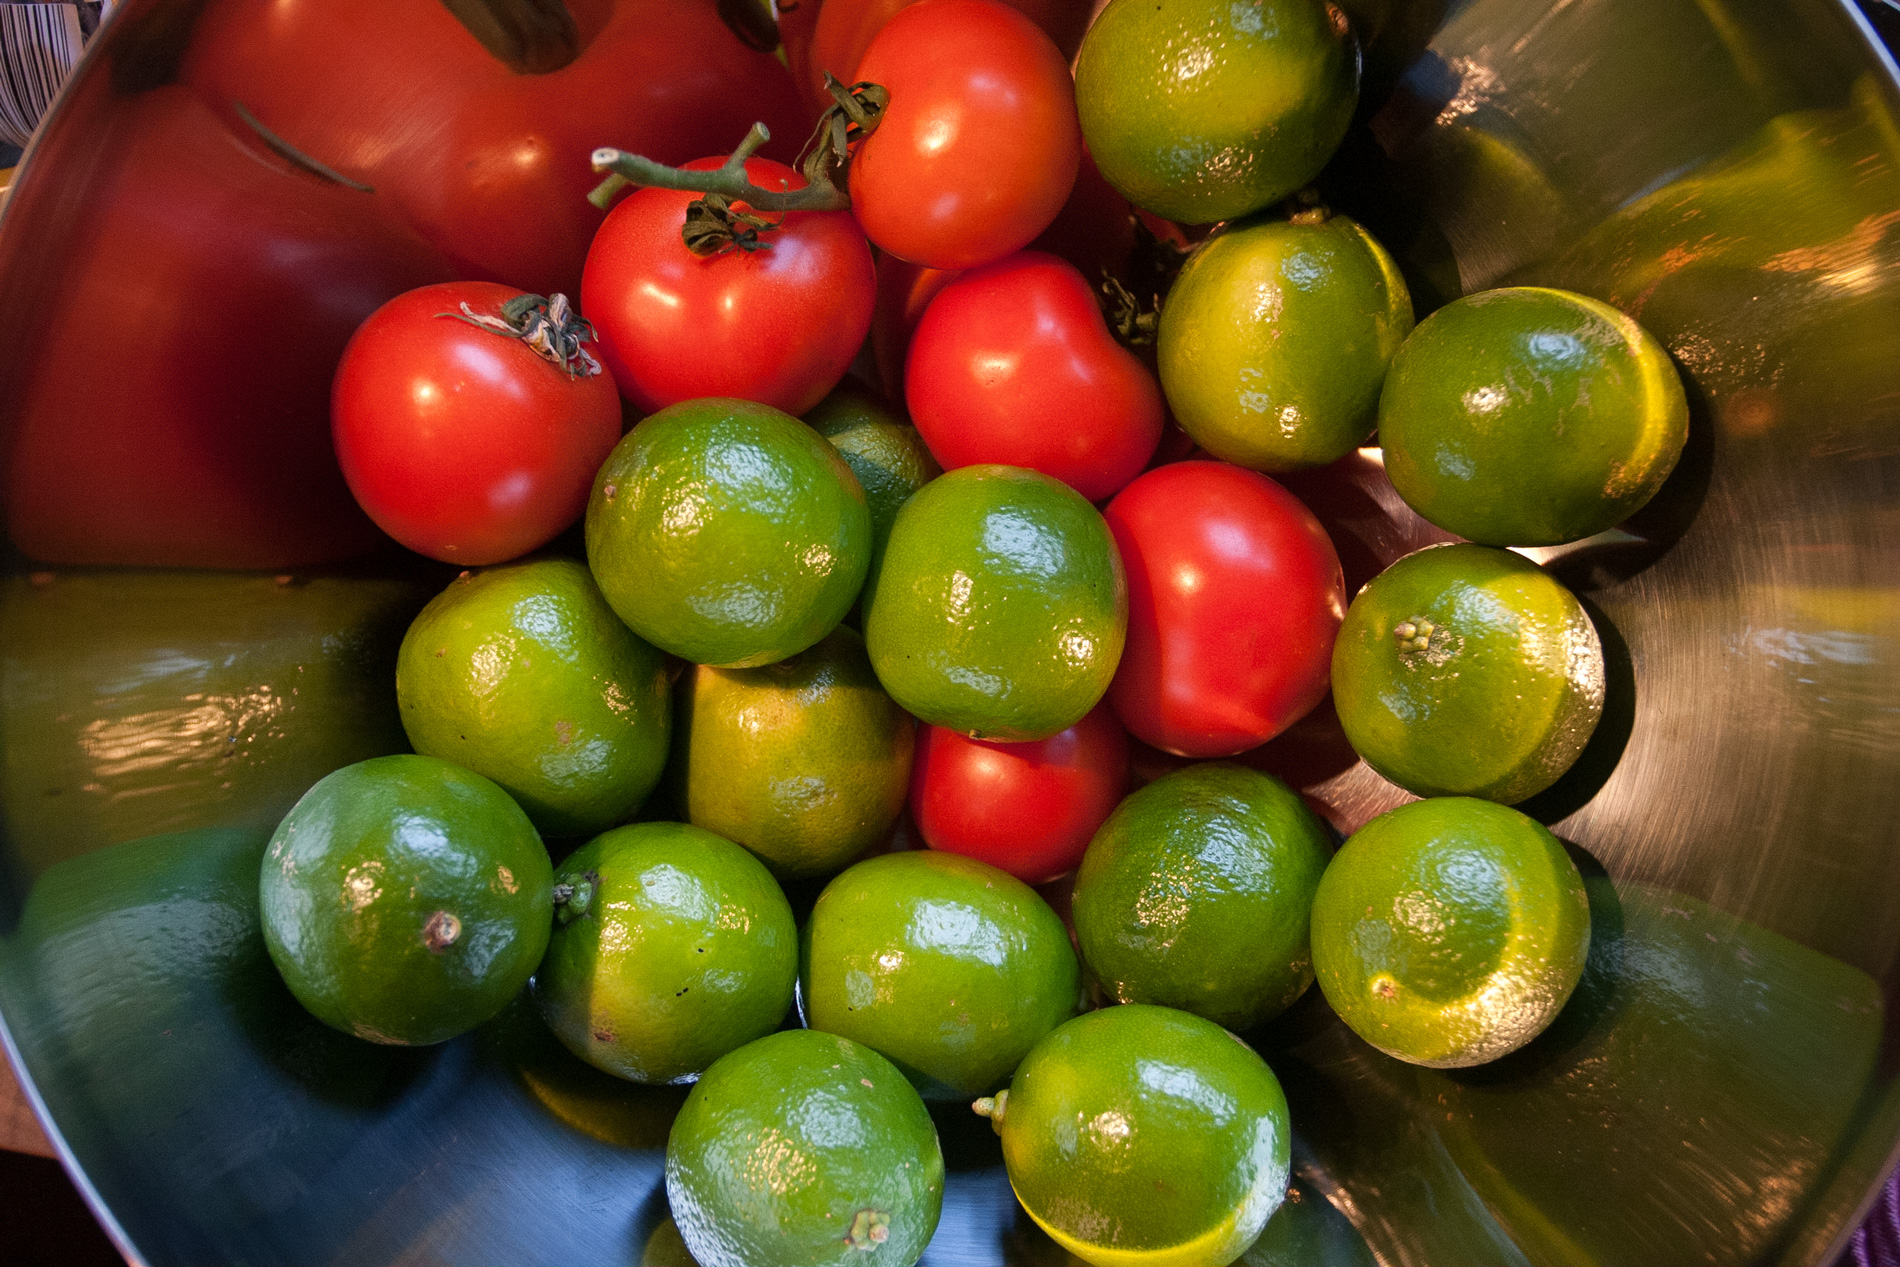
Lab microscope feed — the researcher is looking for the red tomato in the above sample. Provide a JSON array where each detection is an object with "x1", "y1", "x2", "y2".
[
  {"x1": 1104, "y1": 462, "x2": 1347, "y2": 758},
  {"x1": 905, "y1": 251, "x2": 1164, "y2": 500},
  {"x1": 848, "y1": 0, "x2": 1082, "y2": 269},
  {"x1": 181, "y1": 0, "x2": 810, "y2": 299},
  {"x1": 6, "y1": 86, "x2": 452, "y2": 570},
  {"x1": 581, "y1": 157, "x2": 875, "y2": 416},
  {"x1": 332, "y1": 282, "x2": 623, "y2": 565},
  {"x1": 911, "y1": 704, "x2": 1131, "y2": 884},
  {"x1": 797, "y1": 0, "x2": 1094, "y2": 115}
]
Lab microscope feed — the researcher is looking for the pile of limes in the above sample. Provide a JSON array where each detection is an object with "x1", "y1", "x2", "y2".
[{"x1": 260, "y1": 0, "x2": 1690, "y2": 1264}]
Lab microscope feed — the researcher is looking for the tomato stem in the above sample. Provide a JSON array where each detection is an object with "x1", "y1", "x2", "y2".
[
  {"x1": 440, "y1": 292, "x2": 603, "y2": 378},
  {"x1": 232, "y1": 102, "x2": 374, "y2": 193},
  {"x1": 587, "y1": 74, "x2": 888, "y2": 255}
]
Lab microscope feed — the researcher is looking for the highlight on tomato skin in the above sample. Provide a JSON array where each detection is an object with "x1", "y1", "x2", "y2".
[
  {"x1": 904, "y1": 251, "x2": 1165, "y2": 502},
  {"x1": 910, "y1": 703, "x2": 1132, "y2": 885},
  {"x1": 1104, "y1": 461, "x2": 1348, "y2": 759},
  {"x1": 581, "y1": 156, "x2": 877, "y2": 417},
  {"x1": 331, "y1": 281, "x2": 623, "y2": 566},
  {"x1": 847, "y1": 0, "x2": 1083, "y2": 270}
]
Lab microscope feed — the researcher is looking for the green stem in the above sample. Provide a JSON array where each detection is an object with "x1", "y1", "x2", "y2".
[{"x1": 233, "y1": 102, "x2": 373, "y2": 193}]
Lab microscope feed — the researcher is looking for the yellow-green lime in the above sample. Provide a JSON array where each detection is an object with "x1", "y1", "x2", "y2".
[
  {"x1": 533, "y1": 821, "x2": 796, "y2": 1084},
  {"x1": 1331, "y1": 544, "x2": 1604, "y2": 804},
  {"x1": 1377, "y1": 286, "x2": 1689, "y2": 545},
  {"x1": 666, "y1": 1028, "x2": 944, "y2": 1267},
  {"x1": 672, "y1": 625, "x2": 914, "y2": 879},
  {"x1": 396, "y1": 558, "x2": 671, "y2": 838},
  {"x1": 803, "y1": 850, "x2": 1080, "y2": 1097},
  {"x1": 1309, "y1": 797, "x2": 1591, "y2": 1067},
  {"x1": 1159, "y1": 213, "x2": 1412, "y2": 471},
  {"x1": 1074, "y1": 0, "x2": 1359, "y2": 225},
  {"x1": 805, "y1": 386, "x2": 942, "y2": 556},
  {"x1": 1072, "y1": 765, "x2": 1333, "y2": 1030},
  {"x1": 864, "y1": 465, "x2": 1126, "y2": 742},
  {"x1": 259, "y1": 754, "x2": 552, "y2": 1046},
  {"x1": 983, "y1": 1004, "x2": 1291, "y2": 1267},
  {"x1": 585, "y1": 397, "x2": 871, "y2": 667}
]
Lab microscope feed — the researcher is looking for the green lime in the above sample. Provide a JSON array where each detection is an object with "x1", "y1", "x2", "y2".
[
  {"x1": 673, "y1": 625, "x2": 914, "y2": 879},
  {"x1": 1074, "y1": 0, "x2": 1359, "y2": 225},
  {"x1": 533, "y1": 821, "x2": 795, "y2": 1084},
  {"x1": 986, "y1": 1004, "x2": 1291, "y2": 1267},
  {"x1": 864, "y1": 465, "x2": 1126, "y2": 742},
  {"x1": 585, "y1": 397, "x2": 871, "y2": 667},
  {"x1": 395, "y1": 558, "x2": 671, "y2": 838},
  {"x1": 666, "y1": 1028, "x2": 944, "y2": 1267},
  {"x1": 259, "y1": 754, "x2": 552, "y2": 1046},
  {"x1": 805, "y1": 386, "x2": 942, "y2": 556},
  {"x1": 1377, "y1": 286, "x2": 1689, "y2": 545},
  {"x1": 1072, "y1": 765, "x2": 1332, "y2": 1030},
  {"x1": 1330, "y1": 543, "x2": 1604, "y2": 804},
  {"x1": 1309, "y1": 797, "x2": 1591, "y2": 1067},
  {"x1": 803, "y1": 850, "x2": 1080, "y2": 1097},
  {"x1": 1158, "y1": 213, "x2": 1413, "y2": 471}
]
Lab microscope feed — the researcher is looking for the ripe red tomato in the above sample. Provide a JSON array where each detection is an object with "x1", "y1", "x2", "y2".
[
  {"x1": 1104, "y1": 462, "x2": 1347, "y2": 758},
  {"x1": 911, "y1": 704, "x2": 1131, "y2": 884},
  {"x1": 181, "y1": 0, "x2": 810, "y2": 299},
  {"x1": 6, "y1": 86, "x2": 452, "y2": 570},
  {"x1": 331, "y1": 281, "x2": 622, "y2": 565},
  {"x1": 905, "y1": 251, "x2": 1164, "y2": 500},
  {"x1": 848, "y1": 0, "x2": 1082, "y2": 269},
  {"x1": 581, "y1": 157, "x2": 875, "y2": 416}
]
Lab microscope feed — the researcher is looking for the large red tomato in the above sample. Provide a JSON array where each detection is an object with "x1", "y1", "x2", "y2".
[
  {"x1": 905, "y1": 251, "x2": 1163, "y2": 500},
  {"x1": 332, "y1": 282, "x2": 623, "y2": 565},
  {"x1": 911, "y1": 704, "x2": 1131, "y2": 884},
  {"x1": 6, "y1": 86, "x2": 452, "y2": 570},
  {"x1": 848, "y1": 0, "x2": 1082, "y2": 269},
  {"x1": 181, "y1": 0, "x2": 810, "y2": 299},
  {"x1": 581, "y1": 157, "x2": 875, "y2": 416},
  {"x1": 1104, "y1": 462, "x2": 1347, "y2": 758}
]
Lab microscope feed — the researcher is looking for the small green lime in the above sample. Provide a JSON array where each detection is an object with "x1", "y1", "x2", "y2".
[
  {"x1": 1072, "y1": 765, "x2": 1332, "y2": 1030},
  {"x1": 1074, "y1": 0, "x2": 1359, "y2": 225},
  {"x1": 1330, "y1": 543, "x2": 1604, "y2": 804},
  {"x1": 805, "y1": 386, "x2": 942, "y2": 556},
  {"x1": 864, "y1": 465, "x2": 1126, "y2": 742},
  {"x1": 673, "y1": 625, "x2": 913, "y2": 879},
  {"x1": 395, "y1": 558, "x2": 671, "y2": 838},
  {"x1": 803, "y1": 850, "x2": 1080, "y2": 1097},
  {"x1": 989, "y1": 1005, "x2": 1291, "y2": 1267},
  {"x1": 533, "y1": 821, "x2": 796, "y2": 1084},
  {"x1": 585, "y1": 397, "x2": 871, "y2": 667},
  {"x1": 1159, "y1": 213, "x2": 1413, "y2": 471},
  {"x1": 1309, "y1": 797, "x2": 1591, "y2": 1067},
  {"x1": 1377, "y1": 286, "x2": 1689, "y2": 545},
  {"x1": 259, "y1": 754, "x2": 552, "y2": 1045},
  {"x1": 666, "y1": 1029, "x2": 944, "y2": 1267}
]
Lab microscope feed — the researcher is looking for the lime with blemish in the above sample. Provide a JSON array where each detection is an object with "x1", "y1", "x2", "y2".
[
  {"x1": 259, "y1": 754, "x2": 553, "y2": 1046},
  {"x1": 1377, "y1": 286, "x2": 1689, "y2": 546},
  {"x1": 981, "y1": 1004, "x2": 1292, "y2": 1267},
  {"x1": 803, "y1": 850, "x2": 1081, "y2": 1097},
  {"x1": 1330, "y1": 543, "x2": 1605, "y2": 805},
  {"x1": 1309, "y1": 797, "x2": 1591, "y2": 1067},
  {"x1": 666, "y1": 1028, "x2": 944, "y2": 1267},
  {"x1": 533, "y1": 821, "x2": 796, "y2": 1084},
  {"x1": 396, "y1": 557, "x2": 671, "y2": 838}
]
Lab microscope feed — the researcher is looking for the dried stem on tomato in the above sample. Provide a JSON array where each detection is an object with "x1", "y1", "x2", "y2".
[
  {"x1": 440, "y1": 292, "x2": 603, "y2": 378},
  {"x1": 587, "y1": 74, "x2": 888, "y2": 255}
]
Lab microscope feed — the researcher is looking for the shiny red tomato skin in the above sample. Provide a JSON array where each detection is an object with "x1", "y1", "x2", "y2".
[
  {"x1": 332, "y1": 282, "x2": 623, "y2": 565},
  {"x1": 581, "y1": 157, "x2": 876, "y2": 416},
  {"x1": 848, "y1": 0, "x2": 1082, "y2": 270},
  {"x1": 1104, "y1": 461, "x2": 1347, "y2": 758},
  {"x1": 911, "y1": 703, "x2": 1131, "y2": 884},
  {"x1": 905, "y1": 251, "x2": 1164, "y2": 501}
]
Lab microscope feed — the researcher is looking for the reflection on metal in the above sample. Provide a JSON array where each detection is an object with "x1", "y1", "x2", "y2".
[{"x1": 0, "y1": 0, "x2": 1897, "y2": 1264}]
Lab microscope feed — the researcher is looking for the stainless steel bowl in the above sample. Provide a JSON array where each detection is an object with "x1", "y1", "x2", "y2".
[{"x1": 2, "y1": 1, "x2": 1899, "y2": 1264}]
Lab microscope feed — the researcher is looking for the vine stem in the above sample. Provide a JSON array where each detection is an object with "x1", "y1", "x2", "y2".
[{"x1": 589, "y1": 123, "x2": 828, "y2": 213}]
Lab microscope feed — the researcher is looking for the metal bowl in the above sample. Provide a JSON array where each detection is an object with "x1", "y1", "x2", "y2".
[{"x1": 2, "y1": 1, "x2": 1899, "y2": 1264}]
